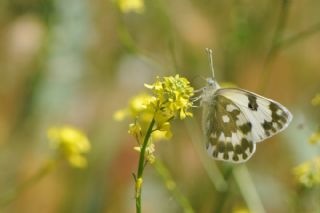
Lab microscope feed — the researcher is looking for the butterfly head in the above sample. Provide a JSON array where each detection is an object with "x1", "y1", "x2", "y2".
[
  {"x1": 206, "y1": 78, "x2": 219, "y2": 90},
  {"x1": 200, "y1": 77, "x2": 220, "y2": 105}
]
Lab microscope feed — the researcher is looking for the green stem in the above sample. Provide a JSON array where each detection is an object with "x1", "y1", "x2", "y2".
[
  {"x1": 215, "y1": 166, "x2": 234, "y2": 213},
  {"x1": 135, "y1": 118, "x2": 156, "y2": 213},
  {"x1": 0, "y1": 160, "x2": 56, "y2": 209},
  {"x1": 260, "y1": 0, "x2": 291, "y2": 93},
  {"x1": 264, "y1": 0, "x2": 290, "y2": 64},
  {"x1": 233, "y1": 165, "x2": 266, "y2": 213},
  {"x1": 153, "y1": 160, "x2": 194, "y2": 213}
]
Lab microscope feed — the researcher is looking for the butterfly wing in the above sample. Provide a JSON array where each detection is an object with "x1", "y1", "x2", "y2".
[
  {"x1": 215, "y1": 88, "x2": 293, "y2": 142},
  {"x1": 202, "y1": 88, "x2": 292, "y2": 163},
  {"x1": 202, "y1": 93, "x2": 256, "y2": 163}
]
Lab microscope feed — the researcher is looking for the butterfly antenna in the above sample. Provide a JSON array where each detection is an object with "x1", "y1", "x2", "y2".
[{"x1": 205, "y1": 48, "x2": 215, "y2": 79}]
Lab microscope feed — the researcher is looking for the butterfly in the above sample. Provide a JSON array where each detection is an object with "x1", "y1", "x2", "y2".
[{"x1": 200, "y1": 48, "x2": 292, "y2": 163}]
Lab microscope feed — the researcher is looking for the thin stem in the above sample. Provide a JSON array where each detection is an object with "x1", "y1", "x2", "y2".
[
  {"x1": 264, "y1": 0, "x2": 291, "y2": 64},
  {"x1": 168, "y1": 38, "x2": 179, "y2": 74},
  {"x1": 278, "y1": 22, "x2": 320, "y2": 49},
  {"x1": 260, "y1": 0, "x2": 291, "y2": 93},
  {"x1": 0, "y1": 160, "x2": 56, "y2": 209},
  {"x1": 135, "y1": 118, "x2": 156, "y2": 213},
  {"x1": 215, "y1": 166, "x2": 234, "y2": 213},
  {"x1": 233, "y1": 165, "x2": 266, "y2": 213},
  {"x1": 153, "y1": 159, "x2": 194, "y2": 213}
]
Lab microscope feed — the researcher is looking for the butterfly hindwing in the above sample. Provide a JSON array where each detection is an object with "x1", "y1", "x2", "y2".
[
  {"x1": 215, "y1": 88, "x2": 293, "y2": 143},
  {"x1": 203, "y1": 93, "x2": 256, "y2": 163}
]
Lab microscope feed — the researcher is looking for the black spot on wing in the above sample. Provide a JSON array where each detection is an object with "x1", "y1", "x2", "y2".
[
  {"x1": 209, "y1": 135, "x2": 218, "y2": 146},
  {"x1": 241, "y1": 138, "x2": 254, "y2": 152},
  {"x1": 242, "y1": 152, "x2": 248, "y2": 160},
  {"x1": 232, "y1": 154, "x2": 239, "y2": 162},
  {"x1": 223, "y1": 153, "x2": 229, "y2": 160},
  {"x1": 248, "y1": 95, "x2": 258, "y2": 111},
  {"x1": 239, "y1": 122, "x2": 252, "y2": 134},
  {"x1": 235, "y1": 144, "x2": 243, "y2": 154},
  {"x1": 262, "y1": 102, "x2": 291, "y2": 136},
  {"x1": 217, "y1": 142, "x2": 225, "y2": 152},
  {"x1": 226, "y1": 142, "x2": 234, "y2": 151},
  {"x1": 270, "y1": 102, "x2": 288, "y2": 123}
]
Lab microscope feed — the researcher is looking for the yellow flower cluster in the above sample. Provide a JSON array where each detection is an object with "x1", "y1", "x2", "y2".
[
  {"x1": 144, "y1": 74, "x2": 194, "y2": 120},
  {"x1": 311, "y1": 93, "x2": 320, "y2": 106},
  {"x1": 117, "y1": 0, "x2": 144, "y2": 14},
  {"x1": 47, "y1": 126, "x2": 91, "y2": 168},
  {"x1": 309, "y1": 132, "x2": 320, "y2": 145},
  {"x1": 132, "y1": 75, "x2": 193, "y2": 142},
  {"x1": 293, "y1": 157, "x2": 320, "y2": 188},
  {"x1": 233, "y1": 208, "x2": 251, "y2": 213},
  {"x1": 115, "y1": 75, "x2": 194, "y2": 163}
]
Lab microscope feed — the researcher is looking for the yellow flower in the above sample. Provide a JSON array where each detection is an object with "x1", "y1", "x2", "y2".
[
  {"x1": 233, "y1": 208, "x2": 251, "y2": 213},
  {"x1": 293, "y1": 157, "x2": 320, "y2": 188},
  {"x1": 142, "y1": 75, "x2": 194, "y2": 141},
  {"x1": 129, "y1": 93, "x2": 154, "y2": 118},
  {"x1": 115, "y1": 75, "x2": 194, "y2": 163},
  {"x1": 117, "y1": 0, "x2": 144, "y2": 14},
  {"x1": 113, "y1": 109, "x2": 128, "y2": 121},
  {"x1": 311, "y1": 93, "x2": 320, "y2": 106},
  {"x1": 48, "y1": 126, "x2": 91, "y2": 168},
  {"x1": 145, "y1": 74, "x2": 194, "y2": 121},
  {"x1": 309, "y1": 132, "x2": 320, "y2": 145}
]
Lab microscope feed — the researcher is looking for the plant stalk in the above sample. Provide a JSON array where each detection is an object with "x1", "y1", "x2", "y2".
[{"x1": 135, "y1": 118, "x2": 155, "y2": 213}]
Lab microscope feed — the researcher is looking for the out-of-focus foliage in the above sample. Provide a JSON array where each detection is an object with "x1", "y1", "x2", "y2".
[{"x1": 1, "y1": 0, "x2": 320, "y2": 212}]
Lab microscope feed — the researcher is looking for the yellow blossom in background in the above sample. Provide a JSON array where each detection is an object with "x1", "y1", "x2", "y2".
[
  {"x1": 233, "y1": 208, "x2": 251, "y2": 213},
  {"x1": 293, "y1": 157, "x2": 320, "y2": 188},
  {"x1": 128, "y1": 93, "x2": 154, "y2": 118},
  {"x1": 113, "y1": 109, "x2": 128, "y2": 121},
  {"x1": 311, "y1": 93, "x2": 320, "y2": 106},
  {"x1": 48, "y1": 126, "x2": 91, "y2": 168},
  {"x1": 114, "y1": 93, "x2": 153, "y2": 122},
  {"x1": 117, "y1": 0, "x2": 144, "y2": 14},
  {"x1": 308, "y1": 132, "x2": 320, "y2": 145}
]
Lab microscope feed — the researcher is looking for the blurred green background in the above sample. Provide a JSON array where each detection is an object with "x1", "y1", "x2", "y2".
[{"x1": 1, "y1": 0, "x2": 320, "y2": 212}]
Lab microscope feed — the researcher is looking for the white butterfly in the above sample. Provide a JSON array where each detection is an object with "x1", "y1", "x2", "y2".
[{"x1": 200, "y1": 48, "x2": 292, "y2": 163}]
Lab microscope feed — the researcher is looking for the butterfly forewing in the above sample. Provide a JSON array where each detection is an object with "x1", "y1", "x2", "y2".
[
  {"x1": 203, "y1": 88, "x2": 292, "y2": 163},
  {"x1": 216, "y1": 88, "x2": 293, "y2": 142}
]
